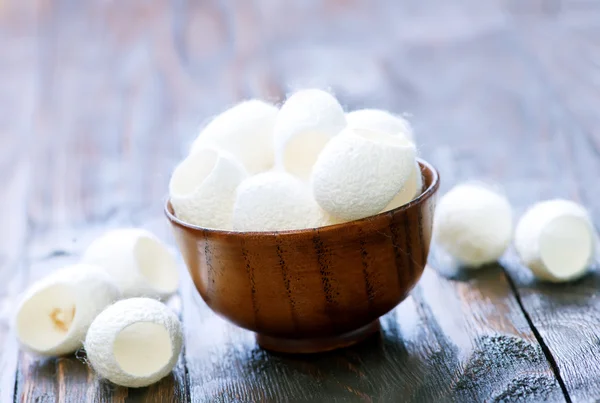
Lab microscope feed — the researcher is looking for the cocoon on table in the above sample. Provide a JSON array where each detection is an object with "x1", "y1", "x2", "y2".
[
  {"x1": 346, "y1": 108, "x2": 414, "y2": 140},
  {"x1": 434, "y1": 183, "x2": 513, "y2": 267},
  {"x1": 273, "y1": 89, "x2": 346, "y2": 181},
  {"x1": 311, "y1": 127, "x2": 416, "y2": 221},
  {"x1": 232, "y1": 172, "x2": 324, "y2": 231},
  {"x1": 82, "y1": 228, "x2": 179, "y2": 299},
  {"x1": 15, "y1": 264, "x2": 120, "y2": 356},
  {"x1": 84, "y1": 298, "x2": 183, "y2": 388},
  {"x1": 190, "y1": 100, "x2": 278, "y2": 174},
  {"x1": 169, "y1": 148, "x2": 248, "y2": 230},
  {"x1": 515, "y1": 199, "x2": 596, "y2": 282}
]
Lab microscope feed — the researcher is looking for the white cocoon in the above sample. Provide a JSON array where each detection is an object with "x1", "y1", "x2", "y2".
[
  {"x1": 311, "y1": 127, "x2": 416, "y2": 221},
  {"x1": 346, "y1": 109, "x2": 414, "y2": 140},
  {"x1": 273, "y1": 89, "x2": 346, "y2": 181},
  {"x1": 15, "y1": 264, "x2": 120, "y2": 356},
  {"x1": 82, "y1": 228, "x2": 179, "y2": 299},
  {"x1": 434, "y1": 183, "x2": 513, "y2": 267},
  {"x1": 169, "y1": 148, "x2": 248, "y2": 229},
  {"x1": 84, "y1": 298, "x2": 183, "y2": 388},
  {"x1": 190, "y1": 100, "x2": 278, "y2": 174},
  {"x1": 382, "y1": 161, "x2": 423, "y2": 212},
  {"x1": 515, "y1": 199, "x2": 596, "y2": 282},
  {"x1": 232, "y1": 172, "x2": 324, "y2": 231}
]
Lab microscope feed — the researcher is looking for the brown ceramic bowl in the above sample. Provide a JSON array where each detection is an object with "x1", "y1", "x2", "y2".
[{"x1": 166, "y1": 159, "x2": 439, "y2": 353}]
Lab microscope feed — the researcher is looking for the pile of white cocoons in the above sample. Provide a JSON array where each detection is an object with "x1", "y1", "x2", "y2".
[
  {"x1": 171, "y1": 89, "x2": 422, "y2": 231},
  {"x1": 434, "y1": 183, "x2": 597, "y2": 283},
  {"x1": 14, "y1": 228, "x2": 183, "y2": 388}
]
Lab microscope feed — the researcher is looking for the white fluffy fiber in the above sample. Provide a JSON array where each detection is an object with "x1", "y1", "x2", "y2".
[
  {"x1": 515, "y1": 199, "x2": 596, "y2": 282},
  {"x1": 232, "y1": 172, "x2": 325, "y2": 231},
  {"x1": 82, "y1": 228, "x2": 179, "y2": 299},
  {"x1": 273, "y1": 89, "x2": 346, "y2": 181},
  {"x1": 15, "y1": 264, "x2": 120, "y2": 356},
  {"x1": 434, "y1": 183, "x2": 513, "y2": 267},
  {"x1": 346, "y1": 109, "x2": 414, "y2": 140},
  {"x1": 169, "y1": 147, "x2": 248, "y2": 229},
  {"x1": 382, "y1": 161, "x2": 423, "y2": 212},
  {"x1": 84, "y1": 298, "x2": 183, "y2": 388},
  {"x1": 190, "y1": 100, "x2": 278, "y2": 174},
  {"x1": 311, "y1": 127, "x2": 416, "y2": 221}
]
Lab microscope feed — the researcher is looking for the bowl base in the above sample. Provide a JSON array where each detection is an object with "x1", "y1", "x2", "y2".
[{"x1": 256, "y1": 320, "x2": 381, "y2": 354}]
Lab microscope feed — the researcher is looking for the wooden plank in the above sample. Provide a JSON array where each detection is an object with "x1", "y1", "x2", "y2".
[
  {"x1": 491, "y1": 12, "x2": 600, "y2": 401},
  {"x1": 13, "y1": 0, "x2": 189, "y2": 401},
  {"x1": 0, "y1": 1, "x2": 38, "y2": 400}
]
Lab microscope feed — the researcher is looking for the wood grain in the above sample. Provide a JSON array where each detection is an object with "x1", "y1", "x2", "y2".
[
  {"x1": 496, "y1": 8, "x2": 600, "y2": 401},
  {"x1": 2, "y1": 0, "x2": 599, "y2": 401}
]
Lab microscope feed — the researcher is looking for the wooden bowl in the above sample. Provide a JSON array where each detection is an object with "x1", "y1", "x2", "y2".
[{"x1": 165, "y1": 159, "x2": 440, "y2": 353}]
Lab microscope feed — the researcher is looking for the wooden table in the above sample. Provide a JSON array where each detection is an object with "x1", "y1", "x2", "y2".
[{"x1": 1, "y1": 0, "x2": 599, "y2": 401}]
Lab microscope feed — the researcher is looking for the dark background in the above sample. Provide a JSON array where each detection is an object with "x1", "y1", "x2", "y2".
[{"x1": 1, "y1": 0, "x2": 599, "y2": 401}]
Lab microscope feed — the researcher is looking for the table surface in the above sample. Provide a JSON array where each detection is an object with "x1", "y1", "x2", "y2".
[{"x1": 2, "y1": 0, "x2": 600, "y2": 402}]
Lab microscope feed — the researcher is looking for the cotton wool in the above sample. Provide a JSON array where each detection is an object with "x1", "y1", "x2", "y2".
[
  {"x1": 169, "y1": 148, "x2": 248, "y2": 230},
  {"x1": 84, "y1": 298, "x2": 183, "y2": 388},
  {"x1": 82, "y1": 228, "x2": 179, "y2": 299},
  {"x1": 15, "y1": 264, "x2": 120, "y2": 356},
  {"x1": 346, "y1": 109, "x2": 414, "y2": 140},
  {"x1": 190, "y1": 100, "x2": 278, "y2": 174},
  {"x1": 515, "y1": 199, "x2": 596, "y2": 282},
  {"x1": 273, "y1": 89, "x2": 346, "y2": 181},
  {"x1": 382, "y1": 161, "x2": 423, "y2": 212},
  {"x1": 434, "y1": 183, "x2": 513, "y2": 267},
  {"x1": 232, "y1": 172, "x2": 324, "y2": 231},
  {"x1": 311, "y1": 127, "x2": 416, "y2": 221}
]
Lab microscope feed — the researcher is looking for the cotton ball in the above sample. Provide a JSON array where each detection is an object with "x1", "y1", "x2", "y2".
[
  {"x1": 515, "y1": 199, "x2": 596, "y2": 282},
  {"x1": 82, "y1": 228, "x2": 179, "y2": 299},
  {"x1": 15, "y1": 264, "x2": 120, "y2": 356},
  {"x1": 190, "y1": 100, "x2": 278, "y2": 174},
  {"x1": 232, "y1": 172, "x2": 323, "y2": 231},
  {"x1": 346, "y1": 109, "x2": 414, "y2": 140},
  {"x1": 434, "y1": 183, "x2": 513, "y2": 267},
  {"x1": 381, "y1": 161, "x2": 423, "y2": 212},
  {"x1": 169, "y1": 148, "x2": 248, "y2": 229},
  {"x1": 273, "y1": 89, "x2": 346, "y2": 181},
  {"x1": 84, "y1": 298, "x2": 183, "y2": 388},
  {"x1": 311, "y1": 127, "x2": 416, "y2": 221}
]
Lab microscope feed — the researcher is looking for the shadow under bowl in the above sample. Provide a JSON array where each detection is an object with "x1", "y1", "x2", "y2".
[{"x1": 165, "y1": 159, "x2": 440, "y2": 353}]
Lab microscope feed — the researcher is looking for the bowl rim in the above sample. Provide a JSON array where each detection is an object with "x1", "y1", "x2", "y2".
[{"x1": 165, "y1": 157, "x2": 440, "y2": 237}]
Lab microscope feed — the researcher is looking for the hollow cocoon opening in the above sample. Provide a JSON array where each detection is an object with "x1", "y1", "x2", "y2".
[
  {"x1": 232, "y1": 172, "x2": 324, "y2": 231},
  {"x1": 190, "y1": 100, "x2": 279, "y2": 174},
  {"x1": 273, "y1": 89, "x2": 346, "y2": 181},
  {"x1": 346, "y1": 109, "x2": 414, "y2": 140},
  {"x1": 82, "y1": 228, "x2": 179, "y2": 299},
  {"x1": 434, "y1": 183, "x2": 513, "y2": 267},
  {"x1": 170, "y1": 148, "x2": 248, "y2": 229},
  {"x1": 311, "y1": 127, "x2": 416, "y2": 221},
  {"x1": 84, "y1": 298, "x2": 183, "y2": 388},
  {"x1": 515, "y1": 199, "x2": 596, "y2": 282},
  {"x1": 15, "y1": 264, "x2": 120, "y2": 356},
  {"x1": 381, "y1": 161, "x2": 423, "y2": 212}
]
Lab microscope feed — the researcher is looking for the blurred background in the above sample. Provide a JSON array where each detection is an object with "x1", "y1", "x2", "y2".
[
  {"x1": 3, "y1": 0, "x2": 598, "y2": 232},
  {"x1": 2, "y1": 0, "x2": 600, "y2": 401}
]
